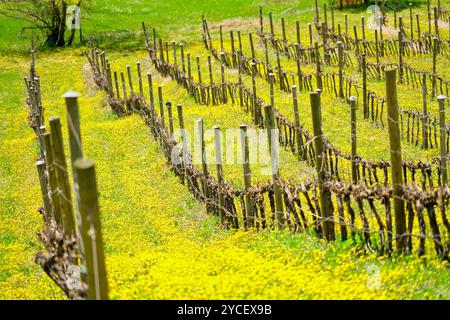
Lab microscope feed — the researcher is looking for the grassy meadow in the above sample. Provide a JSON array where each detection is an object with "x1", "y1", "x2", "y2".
[{"x1": 1, "y1": 0, "x2": 450, "y2": 299}]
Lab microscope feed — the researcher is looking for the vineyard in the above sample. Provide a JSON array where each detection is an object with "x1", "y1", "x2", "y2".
[{"x1": 1, "y1": 0, "x2": 450, "y2": 300}]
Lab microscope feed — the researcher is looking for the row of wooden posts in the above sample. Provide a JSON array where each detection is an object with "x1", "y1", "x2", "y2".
[
  {"x1": 90, "y1": 45, "x2": 450, "y2": 255},
  {"x1": 200, "y1": 17, "x2": 449, "y2": 174},
  {"x1": 25, "y1": 62, "x2": 108, "y2": 299}
]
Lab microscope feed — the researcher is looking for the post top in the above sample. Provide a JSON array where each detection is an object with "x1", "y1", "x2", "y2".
[
  {"x1": 166, "y1": 102, "x2": 172, "y2": 107},
  {"x1": 74, "y1": 158, "x2": 95, "y2": 170},
  {"x1": 240, "y1": 124, "x2": 248, "y2": 129},
  {"x1": 196, "y1": 117, "x2": 203, "y2": 123},
  {"x1": 62, "y1": 90, "x2": 81, "y2": 99},
  {"x1": 36, "y1": 159, "x2": 45, "y2": 166},
  {"x1": 349, "y1": 96, "x2": 357, "y2": 102},
  {"x1": 437, "y1": 94, "x2": 448, "y2": 100},
  {"x1": 213, "y1": 125, "x2": 220, "y2": 130}
]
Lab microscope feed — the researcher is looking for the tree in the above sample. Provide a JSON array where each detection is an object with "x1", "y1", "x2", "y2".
[{"x1": 0, "y1": 0, "x2": 84, "y2": 47}]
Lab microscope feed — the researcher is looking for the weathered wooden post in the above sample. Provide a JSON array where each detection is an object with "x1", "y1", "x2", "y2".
[
  {"x1": 147, "y1": 73, "x2": 155, "y2": 109},
  {"x1": 337, "y1": 41, "x2": 344, "y2": 98},
  {"x1": 187, "y1": 53, "x2": 192, "y2": 81},
  {"x1": 114, "y1": 71, "x2": 120, "y2": 100},
  {"x1": 434, "y1": 7, "x2": 439, "y2": 38},
  {"x1": 136, "y1": 62, "x2": 143, "y2": 96},
  {"x1": 416, "y1": 13, "x2": 421, "y2": 39},
  {"x1": 292, "y1": 85, "x2": 305, "y2": 160},
  {"x1": 296, "y1": 21, "x2": 301, "y2": 45},
  {"x1": 251, "y1": 62, "x2": 258, "y2": 125},
  {"x1": 74, "y1": 158, "x2": 109, "y2": 300},
  {"x1": 230, "y1": 31, "x2": 236, "y2": 67},
  {"x1": 249, "y1": 33, "x2": 256, "y2": 60},
  {"x1": 64, "y1": 91, "x2": 84, "y2": 179},
  {"x1": 214, "y1": 126, "x2": 226, "y2": 227},
  {"x1": 375, "y1": 30, "x2": 381, "y2": 79},
  {"x1": 180, "y1": 44, "x2": 186, "y2": 73},
  {"x1": 167, "y1": 102, "x2": 174, "y2": 140},
  {"x1": 49, "y1": 117, "x2": 75, "y2": 237},
  {"x1": 438, "y1": 95, "x2": 448, "y2": 186},
  {"x1": 398, "y1": 23, "x2": 404, "y2": 84},
  {"x1": 197, "y1": 118, "x2": 211, "y2": 213},
  {"x1": 331, "y1": 5, "x2": 335, "y2": 33},
  {"x1": 315, "y1": 0, "x2": 320, "y2": 25},
  {"x1": 422, "y1": 74, "x2": 429, "y2": 149},
  {"x1": 220, "y1": 52, "x2": 227, "y2": 103},
  {"x1": 126, "y1": 65, "x2": 134, "y2": 96},
  {"x1": 432, "y1": 36, "x2": 438, "y2": 97},
  {"x1": 315, "y1": 42, "x2": 322, "y2": 90},
  {"x1": 177, "y1": 104, "x2": 189, "y2": 185},
  {"x1": 310, "y1": 91, "x2": 334, "y2": 241},
  {"x1": 158, "y1": 86, "x2": 165, "y2": 127},
  {"x1": 409, "y1": 3, "x2": 414, "y2": 39},
  {"x1": 385, "y1": 69, "x2": 407, "y2": 253},
  {"x1": 350, "y1": 96, "x2": 358, "y2": 183},
  {"x1": 269, "y1": 12, "x2": 274, "y2": 35},
  {"x1": 281, "y1": 18, "x2": 287, "y2": 42},
  {"x1": 240, "y1": 125, "x2": 255, "y2": 229},
  {"x1": 259, "y1": 6, "x2": 264, "y2": 34},
  {"x1": 120, "y1": 72, "x2": 127, "y2": 101},
  {"x1": 269, "y1": 73, "x2": 275, "y2": 114},
  {"x1": 42, "y1": 132, "x2": 61, "y2": 225},
  {"x1": 220, "y1": 25, "x2": 224, "y2": 52},
  {"x1": 264, "y1": 105, "x2": 285, "y2": 230},
  {"x1": 172, "y1": 41, "x2": 177, "y2": 66},
  {"x1": 309, "y1": 23, "x2": 313, "y2": 47},
  {"x1": 362, "y1": 53, "x2": 368, "y2": 119},
  {"x1": 208, "y1": 56, "x2": 214, "y2": 105},
  {"x1": 36, "y1": 159, "x2": 52, "y2": 219}
]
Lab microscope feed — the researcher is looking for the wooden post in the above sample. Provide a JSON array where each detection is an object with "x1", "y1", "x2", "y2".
[
  {"x1": 49, "y1": 117, "x2": 75, "y2": 237},
  {"x1": 385, "y1": 69, "x2": 407, "y2": 253},
  {"x1": 315, "y1": 0, "x2": 320, "y2": 25},
  {"x1": 269, "y1": 12, "x2": 274, "y2": 35},
  {"x1": 259, "y1": 6, "x2": 264, "y2": 34},
  {"x1": 197, "y1": 118, "x2": 211, "y2": 213},
  {"x1": 310, "y1": 91, "x2": 334, "y2": 241},
  {"x1": 120, "y1": 72, "x2": 127, "y2": 101},
  {"x1": 180, "y1": 44, "x2": 186, "y2": 73},
  {"x1": 165, "y1": 42, "x2": 170, "y2": 63},
  {"x1": 126, "y1": 65, "x2": 134, "y2": 96},
  {"x1": 292, "y1": 85, "x2": 304, "y2": 160},
  {"x1": 177, "y1": 104, "x2": 189, "y2": 167},
  {"x1": 432, "y1": 36, "x2": 438, "y2": 97},
  {"x1": 263, "y1": 72, "x2": 272, "y2": 111},
  {"x1": 158, "y1": 86, "x2": 165, "y2": 127},
  {"x1": 220, "y1": 52, "x2": 227, "y2": 103},
  {"x1": 240, "y1": 125, "x2": 255, "y2": 228},
  {"x1": 434, "y1": 7, "x2": 439, "y2": 38},
  {"x1": 361, "y1": 53, "x2": 369, "y2": 119},
  {"x1": 281, "y1": 18, "x2": 287, "y2": 42},
  {"x1": 172, "y1": 41, "x2": 177, "y2": 66},
  {"x1": 36, "y1": 159, "x2": 52, "y2": 219},
  {"x1": 147, "y1": 73, "x2": 155, "y2": 109},
  {"x1": 219, "y1": 25, "x2": 224, "y2": 51},
  {"x1": 398, "y1": 22, "x2": 404, "y2": 84},
  {"x1": 64, "y1": 91, "x2": 84, "y2": 179},
  {"x1": 309, "y1": 23, "x2": 313, "y2": 47},
  {"x1": 74, "y1": 158, "x2": 109, "y2": 300},
  {"x1": 322, "y1": 22, "x2": 330, "y2": 65},
  {"x1": 345, "y1": 14, "x2": 348, "y2": 35},
  {"x1": 422, "y1": 74, "x2": 428, "y2": 150},
  {"x1": 315, "y1": 42, "x2": 322, "y2": 90},
  {"x1": 264, "y1": 105, "x2": 285, "y2": 230},
  {"x1": 438, "y1": 95, "x2": 448, "y2": 186},
  {"x1": 114, "y1": 71, "x2": 120, "y2": 100},
  {"x1": 296, "y1": 21, "x2": 301, "y2": 45},
  {"x1": 249, "y1": 33, "x2": 255, "y2": 60},
  {"x1": 167, "y1": 102, "x2": 174, "y2": 140},
  {"x1": 214, "y1": 126, "x2": 226, "y2": 227},
  {"x1": 375, "y1": 30, "x2": 381, "y2": 79},
  {"x1": 230, "y1": 31, "x2": 236, "y2": 67},
  {"x1": 337, "y1": 41, "x2": 344, "y2": 98},
  {"x1": 409, "y1": 3, "x2": 414, "y2": 39},
  {"x1": 208, "y1": 56, "x2": 214, "y2": 105},
  {"x1": 416, "y1": 13, "x2": 421, "y2": 38},
  {"x1": 324, "y1": 4, "x2": 328, "y2": 28},
  {"x1": 238, "y1": 52, "x2": 243, "y2": 107},
  {"x1": 196, "y1": 56, "x2": 202, "y2": 85},
  {"x1": 331, "y1": 5, "x2": 335, "y2": 33},
  {"x1": 350, "y1": 96, "x2": 358, "y2": 183},
  {"x1": 251, "y1": 62, "x2": 258, "y2": 125},
  {"x1": 137, "y1": 62, "x2": 143, "y2": 96},
  {"x1": 275, "y1": 39, "x2": 282, "y2": 89},
  {"x1": 42, "y1": 132, "x2": 61, "y2": 225},
  {"x1": 187, "y1": 53, "x2": 192, "y2": 80}
]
